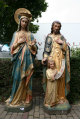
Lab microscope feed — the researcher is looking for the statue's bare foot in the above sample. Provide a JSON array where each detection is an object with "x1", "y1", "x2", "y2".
[
  {"x1": 58, "y1": 99, "x2": 68, "y2": 104},
  {"x1": 25, "y1": 101, "x2": 30, "y2": 104},
  {"x1": 44, "y1": 104, "x2": 51, "y2": 108},
  {"x1": 58, "y1": 100, "x2": 64, "y2": 104}
]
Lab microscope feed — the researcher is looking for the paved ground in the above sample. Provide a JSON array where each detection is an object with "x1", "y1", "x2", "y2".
[{"x1": 0, "y1": 96, "x2": 80, "y2": 119}]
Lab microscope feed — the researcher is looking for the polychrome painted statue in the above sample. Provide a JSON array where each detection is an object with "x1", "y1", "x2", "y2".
[
  {"x1": 44, "y1": 58, "x2": 58, "y2": 107},
  {"x1": 5, "y1": 8, "x2": 37, "y2": 108},
  {"x1": 42, "y1": 21, "x2": 71, "y2": 114}
]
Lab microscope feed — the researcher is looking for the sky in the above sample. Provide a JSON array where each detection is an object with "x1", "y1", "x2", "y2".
[
  {"x1": 33, "y1": 0, "x2": 80, "y2": 59},
  {"x1": 34, "y1": 0, "x2": 80, "y2": 23}
]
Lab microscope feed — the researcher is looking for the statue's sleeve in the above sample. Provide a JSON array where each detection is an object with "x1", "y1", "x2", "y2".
[
  {"x1": 43, "y1": 36, "x2": 52, "y2": 59},
  {"x1": 31, "y1": 33, "x2": 35, "y2": 41},
  {"x1": 9, "y1": 32, "x2": 16, "y2": 48},
  {"x1": 46, "y1": 70, "x2": 53, "y2": 81},
  {"x1": 46, "y1": 69, "x2": 57, "y2": 81},
  {"x1": 30, "y1": 33, "x2": 38, "y2": 55},
  {"x1": 60, "y1": 35, "x2": 67, "y2": 52}
]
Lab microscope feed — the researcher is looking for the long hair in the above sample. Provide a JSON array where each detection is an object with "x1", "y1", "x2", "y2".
[
  {"x1": 17, "y1": 18, "x2": 30, "y2": 32},
  {"x1": 51, "y1": 21, "x2": 61, "y2": 34}
]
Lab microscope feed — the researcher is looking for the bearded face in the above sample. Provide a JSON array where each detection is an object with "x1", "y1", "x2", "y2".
[{"x1": 52, "y1": 23, "x2": 61, "y2": 34}]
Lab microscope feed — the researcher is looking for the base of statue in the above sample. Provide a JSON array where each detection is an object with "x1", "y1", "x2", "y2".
[
  {"x1": 43, "y1": 101, "x2": 71, "y2": 115},
  {"x1": 5, "y1": 101, "x2": 33, "y2": 112}
]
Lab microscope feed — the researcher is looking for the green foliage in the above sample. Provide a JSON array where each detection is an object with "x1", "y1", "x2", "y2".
[
  {"x1": 29, "y1": 23, "x2": 39, "y2": 33},
  {"x1": 0, "y1": 0, "x2": 8, "y2": 9},
  {"x1": 0, "y1": 0, "x2": 48, "y2": 44},
  {"x1": 67, "y1": 57, "x2": 80, "y2": 104},
  {"x1": 0, "y1": 58, "x2": 12, "y2": 101},
  {"x1": 71, "y1": 47, "x2": 80, "y2": 57}
]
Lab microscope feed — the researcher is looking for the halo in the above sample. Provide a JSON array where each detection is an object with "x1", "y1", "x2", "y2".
[{"x1": 14, "y1": 8, "x2": 32, "y2": 24}]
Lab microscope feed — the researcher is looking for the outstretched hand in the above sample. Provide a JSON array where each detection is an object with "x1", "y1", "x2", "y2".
[{"x1": 42, "y1": 58, "x2": 47, "y2": 65}]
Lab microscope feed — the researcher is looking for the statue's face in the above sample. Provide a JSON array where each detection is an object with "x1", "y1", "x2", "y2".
[
  {"x1": 21, "y1": 18, "x2": 28, "y2": 29},
  {"x1": 52, "y1": 23, "x2": 61, "y2": 34},
  {"x1": 49, "y1": 61, "x2": 54, "y2": 69}
]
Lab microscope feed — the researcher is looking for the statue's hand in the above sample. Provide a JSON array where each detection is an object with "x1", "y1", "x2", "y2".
[
  {"x1": 18, "y1": 37, "x2": 26, "y2": 44},
  {"x1": 55, "y1": 39, "x2": 63, "y2": 44},
  {"x1": 29, "y1": 39, "x2": 36, "y2": 46},
  {"x1": 42, "y1": 58, "x2": 47, "y2": 65}
]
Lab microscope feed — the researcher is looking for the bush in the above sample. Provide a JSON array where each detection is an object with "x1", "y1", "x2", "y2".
[
  {"x1": 71, "y1": 47, "x2": 80, "y2": 57},
  {"x1": 67, "y1": 57, "x2": 80, "y2": 104},
  {"x1": 0, "y1": 58, "x2": 12, "y2": 102}
]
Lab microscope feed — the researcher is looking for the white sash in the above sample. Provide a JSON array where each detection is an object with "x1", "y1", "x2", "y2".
[{"x1": 54, "y1": 59, "x2": 65, "y2": 80}]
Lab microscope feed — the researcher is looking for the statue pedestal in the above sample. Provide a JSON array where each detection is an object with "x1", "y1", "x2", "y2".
[
  {"x1": 5, "y1": 101, "x2": 33, "y2": 112},
  {"x1": 43, "y1": 101, "x2": 71, "y2": 115}
]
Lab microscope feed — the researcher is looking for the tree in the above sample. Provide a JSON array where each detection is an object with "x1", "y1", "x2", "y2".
[{"x1": 0, "y1": 0, "x2": 47, "y2": 44}]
